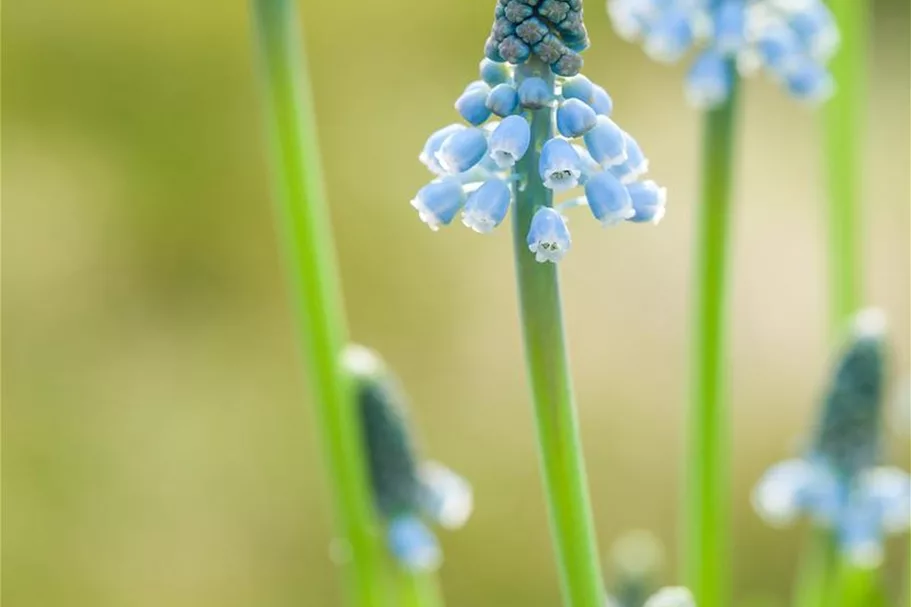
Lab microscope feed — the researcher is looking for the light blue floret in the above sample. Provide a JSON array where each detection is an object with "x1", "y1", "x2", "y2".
[
  {"x1": 462, "y1": 178, "x2": 512, "y2": 233},
  {"x1": 686, "y1": 49, "x2": 732, "y2": 110},
  {"x1": 589, "y1": 84, "x2": 614, "y2": 116},
  {"x1": 486, "y1": 82, "x2": 521, "y2": 117},
  {"x1": 583, "y1": 116, "x2": 627, "y2": 167},
  {"x1": 584, "y1": 170, "x2": 634, "y2": 226},
  {"x1": 539, "y1": 138, "x2": 582, "y2": 192},
  {"x1": 561, "y1": 74, "x2": 594, "y2": 104},
  {"x1": 456, "y1": 83, "x2": 493, "y2": 126},
  {"x1": 527, "y1": 207, "x2": 572, "y2": 263},
  {"x1": 419, "y1": 124, "x2": 466, "y2": 175},
  {"x1": 557, "y1": 98, "x2": 598, "y2": 137},
  {"x1": 411, "y1": 177, "x2": 467, "y2": 231},
  {"x1": 479, "y1": 57, "x2": 512, "y2": 86},
  {"x1": 436, "y1": 128, "x2": 489, "y2": 174},
  {"x1": 783, "y1": 59, "x2": 834, "y2": 103},
  {"x1": 789, "y1": 4, "x2": 839, "y2": 60},
  {"x1": 643, "y1": 8, "x2": 696, "y2": 63},
  {"x1": 609, "y1": 132, "x2": 648, "y2": 184},
  {"x1": 387, "y1": 516, "x2": 442, "y2": 572},
  {"x1": 518, "y1": 76, "x2": 554, "y2": 108},
  {"x1": 713, "y1": 1, "x2": 745, "y2": 56},
  {"x1": 627, "y1": 180, "x2": 668, "y2": 224},
  {"x1": 488, "y1": 115, "x2": 531, "y2": 169}
]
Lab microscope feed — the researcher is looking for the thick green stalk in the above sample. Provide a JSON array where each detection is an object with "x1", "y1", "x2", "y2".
[
  {"x1": 510, "y1": 57, "x2": 605, "y2": 607},
  {"x1": 250, "y1": 2, "x2": 386, "y2": 605},
  {"x1": 792, "y1": 527, "x2": 837, "y2": 607},
  {"x1": 684, "y1": 72, "x2": 740, "y2": 607},
  {"x1": 824, "y1": 0, "x2": 868, "y2": 331}
]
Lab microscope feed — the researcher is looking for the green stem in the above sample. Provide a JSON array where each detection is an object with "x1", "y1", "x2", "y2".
[
  {"x1": 824, "y1": 0, "x2": 868, "y2": 330},
  {"x1": 510, "y1": 57, "x2": 605, "y2": 607},
  {"x1": 834, "y1": 559, "x2": 887, "y2": 607},
  {"x1": 684, "y1": 71, "x2": 740, "y2": 607},
  {"x1": 250, "y1": 2, "x2": 386, "y2": 605},
  {"x1": 397, "y1": 569, "x2": 444, "y2": 607},
  {"x1": 792, "y1": 527, "x2": 837, "y2": 607}
]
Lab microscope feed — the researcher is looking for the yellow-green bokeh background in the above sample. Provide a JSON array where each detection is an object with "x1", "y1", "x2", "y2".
[{"x1": 4, "y1": 1, "x2": 909, "y2": 606}]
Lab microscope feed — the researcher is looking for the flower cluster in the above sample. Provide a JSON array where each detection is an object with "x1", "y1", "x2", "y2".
[
  {"x1": 485, "y1": 0, "x2": 590, "y2": 77},
  {"x1": 751, "y1": 310, "x2": 911, "y2": 568},
  {"x1": 607, "y1": 0, "x2": 839, "y2": 108},
  {"x1": 412, "y1": 56, "x2": 666, "y2": 263},
  {"x1": 342, "y1": 345, "x2": 473, "y2": 571}
]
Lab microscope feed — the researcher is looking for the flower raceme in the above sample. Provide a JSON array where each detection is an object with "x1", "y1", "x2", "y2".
[
  {"x1": 342, "y1": 345, "x2": 473, "y2": 572},
  {"x1": 607, "y1": 0, "x2": 839, "y2": 108},
  {"x1": 411, "y1": 61, "x2": 666, "y2": 261},
  {"x1": 751, "y1": 309, "x2": 911, "y2": 569}
]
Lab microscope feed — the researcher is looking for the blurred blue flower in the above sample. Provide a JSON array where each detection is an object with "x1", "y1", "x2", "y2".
[
  {"x1": 607, "y1": 0, "x2": 839, "y2": 107},
  {"x1": 751, "y1": 310, "x2": 911, "y2": 568},
  {"x1": 342, "y1": 345, "x2": 474, "y2": 572},
  {"x1": 411, "y1": 0, "x2": 667, "y2": 262},
  {"x1": 387, "y1": 516, "x2": 442, "y2": 572}
]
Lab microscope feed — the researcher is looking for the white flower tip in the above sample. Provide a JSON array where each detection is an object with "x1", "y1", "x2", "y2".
[
  {"x1": 600, "y1": 207, "x2": 636, "y2": 227},
  {"x1": 650, "y1": 204, "x2": 667, "y2": 226},
  {"x1": 604, "y1": 151, "x2": 628, "y2": 168},
  {"x1": 751, "y1": 468, "x2": 804, "y2": 527},
  {"x1": 340, "y1": 344, "x2": 384, "y2": 378},
  {"x1": 544, "y1": 170, "x2": 582, "y2": 192},
  {"x1": 491, "y1": 150, "x2": 517, "y2": 169},
  {"x1": 411, "y1": 198, "x2": 443, "y2": 232},
  {"x1": 643, "y1": 587, "x2": 695, "y2": 607},
  {"x1": 419, "y1": 462, "x2": 474, "y2": 529},
  {"x1": 461, "y1": 211, "x2": 496, "y2": 234},
  {"x1": 853, "y1": 307, "x2": 887, "y2": 339}
]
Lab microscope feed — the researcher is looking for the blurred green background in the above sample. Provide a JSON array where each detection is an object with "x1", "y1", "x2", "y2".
[{"x1": 3, "y1": 1, "x2": 909, "y2": 605}]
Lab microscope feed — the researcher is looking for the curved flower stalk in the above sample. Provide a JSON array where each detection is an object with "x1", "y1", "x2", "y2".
[
  {"x1": 752, "y1": 309, "x2": 911, "y2": 570},
  {"x1": 342, "y1": 345, "x2": 473, "y2": 574},
  {"x1": 606, "y1": 0, "x2": 839, "y2": 108},
  {"x1": 411, "y1": 2, "x2": 667, "y2": 263}
]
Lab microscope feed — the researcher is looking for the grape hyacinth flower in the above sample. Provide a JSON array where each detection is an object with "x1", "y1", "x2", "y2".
[
  {"x1": 606, "y1": 0, "x2": 839, "y2": 107},
  {"x1": 342, "y1": 345, "x2": 473, "y2": 572},
  {"x1": 751, "y1": 309, "x2": 911, "y2": 568},
  {"x1": 410, "y1": 1, "x2": 667, "y2": 263}
]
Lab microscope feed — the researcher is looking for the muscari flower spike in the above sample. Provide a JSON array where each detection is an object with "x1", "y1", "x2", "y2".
[
  {"x1": 411, "y1": 1, "x2": 667, "y2": 262},
  {"x1": 342, "y1": 345, "x2": 473, "y2": 572},
  {"x1": 606, "y1": 0, "x2": 839, "y2": 108},
  {"x1": 751, "y1": 309, "x2": 911, "y2": 569}
]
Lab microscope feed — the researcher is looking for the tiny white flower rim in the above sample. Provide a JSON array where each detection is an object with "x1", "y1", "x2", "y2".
[{"x1": 410, "y1": 197, "x2": 443, "y2": 232}]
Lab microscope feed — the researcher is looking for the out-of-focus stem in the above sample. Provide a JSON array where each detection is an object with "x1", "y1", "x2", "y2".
[
  {"x1": 251, "y1": 2, "x2": 387, "y2": 605},
  {"x1": 824, "y1": 0, "x2": 868, "y2": 330},
  {"x1": 684, "y1": 67, "x2": 740, "y2": 607}
]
